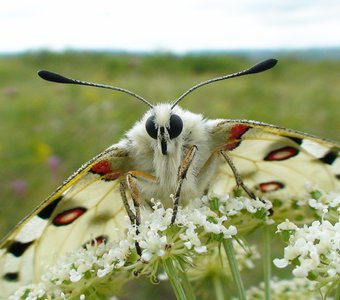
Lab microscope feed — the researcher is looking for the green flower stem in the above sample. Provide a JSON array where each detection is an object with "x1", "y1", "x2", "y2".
[
  {"x1": 335, "y1": 280, "x2": 340, "y2": 300},
  {"x1": 213, "y1": 275, "x2": 225, "y2": 300},
  {"x1": 178, "y1": 259, "x2": 197, "y2": 300},
  {"x1": 163, "y1": 258, "x2": 189, "y2": 300},
  {"x1": 263, "y1": 225, "x2": 271, "y2": 300},
  {"x1": 223, "y1": 239, "x2": 246, "y2": 300}
]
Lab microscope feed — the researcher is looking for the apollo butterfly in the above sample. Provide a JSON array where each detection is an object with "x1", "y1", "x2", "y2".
[{"x1": 0, "y1": 59, "x2": 339, "y2": 298}]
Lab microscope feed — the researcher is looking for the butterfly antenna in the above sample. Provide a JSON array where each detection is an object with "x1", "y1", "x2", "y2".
[
  {"x1": 171, "y1": 58, "x2": 278, "y2": 108},
  {"x1": 38, "y1": 70, "x2": 154, "y2": 108}
]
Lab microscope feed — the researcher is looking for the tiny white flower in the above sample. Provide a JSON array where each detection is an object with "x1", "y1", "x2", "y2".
[
  {"x1": 292, "y1": 265, "x2": 309, "y2": 277},
  {"x1": 194, "y1": 245, "x2": 207, "y2": 253},
  {"x1": 157, "y1": 272, "x2": 168, "y2": 281},
  {"x1": 139, "y1": 231, "x2": 167, "y2": 262},
  {"x1": 69, "y1": 269, "x2": 82, "y2": 282},
  {"x1": 273, "y1": 258, "x2": 289, "y2": 268},
  {"x1": 327, "y1": 268, "x2": 337, "y2": 277},
  {"x1": 184, "y1": 241, "x2": 193, "y2": 249},
  {"x1": 223, "y1": 225, "x2": 237, "y2": 238},
  {"x1": 276, "y1": 219, "x2": 298, "y2": 232},
  {"x1": 97, "y1": 267, "x2": 111, "y2": 278}
]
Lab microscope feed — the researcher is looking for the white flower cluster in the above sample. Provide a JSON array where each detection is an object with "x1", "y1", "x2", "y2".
[
  {"x1": 9, "y1": 283, "x2": 51, "y2": 300},
  {"x1": 233, "y1": 241, "x2": 260, "y2": 270},
  {"x1": 307, "y1": 188, "x2": 340, "y2": 221},
  {"x1": 274, "y1": 218, "x2": 340, "y2": 284},
  {"x1": 133, "y1": 197, "x2": 239, "y2": 262},
  {"x1": 9, "y1": 240, "x2": 126, "y2": 299},
  {"x1": 209, "y1": 194, "x2": 271, "y2": 217},
  {"x1": 244, "y1": 277, "x2": 333, "y2": 300},
  {"x1": 11, "y1": 194, "x2": 269, "y2": 299}
]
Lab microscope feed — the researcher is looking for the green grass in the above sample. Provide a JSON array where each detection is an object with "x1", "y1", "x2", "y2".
[{"x1": 0, "y1": 51, "x2": 339, "y2": 298}]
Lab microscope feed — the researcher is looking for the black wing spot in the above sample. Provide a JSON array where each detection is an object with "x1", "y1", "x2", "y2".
[
  {"x1": 319, "y1": 151, "x2": 337, "y2": 165},
  {"x1": 288, "y1": 137, "x2": 303, "y2": 145},
  {"x1": 38, "y1": 196, "x2": 63, "y2": 219},
  {"x1": 3, "y1": 272, "x2": 19, "y2": 282},
  {"x1": 336, "y1": 174, "x2": 340, "y2": 180},
  {"x1": 7, "y1": 241, "x2": 34, "y2": 257}
]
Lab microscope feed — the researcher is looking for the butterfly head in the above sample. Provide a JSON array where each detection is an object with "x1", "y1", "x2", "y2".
[{"x1": 145, "y1": 104, "x2": 183, "y2": 155}]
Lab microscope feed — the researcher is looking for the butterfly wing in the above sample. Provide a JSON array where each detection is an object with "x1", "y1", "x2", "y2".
[
  {"x1": 1, "y1": 118, "x2": 339, "y2": 297},
  {"x1": 0, "y1": 144, "x2": 131, "y2": 297},
  {"x1": 208, "y1": 119, "x2": 340, "y2": 197}
]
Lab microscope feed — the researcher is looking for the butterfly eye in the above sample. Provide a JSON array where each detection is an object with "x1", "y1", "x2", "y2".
[
  {"x1": 168, "y1": 114, "x2": 183, "y2": 139},
  {"x1": 145, "y1": 116, "x2": 158, "y2": 139}
]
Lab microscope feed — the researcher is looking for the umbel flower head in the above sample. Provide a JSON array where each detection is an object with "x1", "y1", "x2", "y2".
[
  {"x1": 10, "y1": 193, "x2": 270, "y2": 300},
  {"x1": 274, "y1": 219, "x2": 340, "y2": 284},
  {"x1": 274, "y1": 188, "x2": 340, "y2": 298},
  {"x1": 9, "y1": 187, "x2": 340, "y2": 300}
]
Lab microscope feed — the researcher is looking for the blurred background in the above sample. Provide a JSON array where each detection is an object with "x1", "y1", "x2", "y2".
[{"x1": 0, "y1": 1, "x2": 339, "y2": 299}]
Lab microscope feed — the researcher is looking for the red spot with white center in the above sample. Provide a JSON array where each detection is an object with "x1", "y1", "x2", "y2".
[
  {"x1": 264, "y1": 146, "x2": 299, "y2": 161},
  {"x1": 258, "y1": 181, "x2": 285, "y2": 193},
  {"x1": 90, "y1": 160, "x2": 112, "y2": 175},
  {"x1": 53, "y1": 207, "x2": 87, "y2": 226},
  {"x1": 224, "y1": 124, "x2": 250, "y2": 150}
]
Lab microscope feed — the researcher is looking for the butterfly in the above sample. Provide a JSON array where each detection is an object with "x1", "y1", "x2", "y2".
[{"x1": 0, "y1": 59, "x2": 339, "y2": 298}]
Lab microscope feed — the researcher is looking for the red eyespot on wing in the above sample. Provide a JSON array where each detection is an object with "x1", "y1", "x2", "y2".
[
  {"x1": 258, "y1": 181, "x2": 285, "y2": 193},
  {"x1": 53, "y1": 207, "x2": 87, "y2": 226},
  {"x1": 264, "y1": 146, "x2": 299, "y2": 161},
  {"x1": 90, "y1": 160, "x2": 112, "y2": 175},
  {"x1": 224, "y1": 124, "x2": 250, "y2": 150}
]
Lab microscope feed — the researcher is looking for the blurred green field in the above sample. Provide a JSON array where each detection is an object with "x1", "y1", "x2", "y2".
[{"x1": 0, "y1": 51, "x2": 339, "y2": 298}]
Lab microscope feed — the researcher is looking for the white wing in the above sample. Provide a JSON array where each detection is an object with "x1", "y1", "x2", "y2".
[{"x1": 0, "y1": 145, "x2": 131, "y2": 298}]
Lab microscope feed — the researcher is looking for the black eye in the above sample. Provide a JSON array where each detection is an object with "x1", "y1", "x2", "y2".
[
  {"x1": 168, "y1": 114, "x2": 183, "y2": 139},
  {"x1": 145, "y1": 116, "x2": 158, "y2": 139}
]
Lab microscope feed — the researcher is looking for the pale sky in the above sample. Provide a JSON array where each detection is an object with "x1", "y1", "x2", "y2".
[{"x1": 1, "y1": 0, "x2": 340, "y2": 53}]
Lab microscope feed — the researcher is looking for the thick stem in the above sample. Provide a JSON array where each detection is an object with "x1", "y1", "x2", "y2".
[
  {"x1": 263, "y1": 225, "x2": 271, "y2": 300},
  {"x1": 333, "y1": 280, "x2": 340, "y2": 300},
  {"x1": 178, "y1": 259, "x2": 197, "y2": 300},
  {"x1": 223, "y1": 239, "x2": 246, "y2": 300},
  {"x1": 163, "y1": 258, "x2": 189, "y2": 300},
  {"x1": 213, "y1": 276, "x2": 225, "y2": 300}
]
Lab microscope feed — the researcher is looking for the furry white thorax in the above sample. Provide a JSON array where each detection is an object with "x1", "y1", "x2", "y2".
[{"x1": 122, "y1": 103, "x2": 213, "y2": 207}]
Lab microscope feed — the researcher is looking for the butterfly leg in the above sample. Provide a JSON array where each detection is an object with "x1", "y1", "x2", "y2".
[
  {"x1": 171, "y1": 145, "x2": 197, "y2": 224},
  {"x1": 124, "y1": 171, "x2": 158, "y2": 256},
  {"x1": 220, "y1": 150, "x2": 257, "y2": 199},
  {"x1": 119, "y1": 181, "x2": 136, "y2": 223}
]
